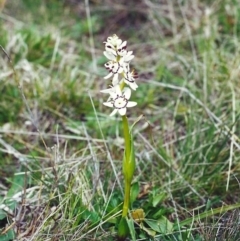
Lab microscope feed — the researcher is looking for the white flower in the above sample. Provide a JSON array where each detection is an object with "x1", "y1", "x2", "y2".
[
  {"x1": 101, "y1": 35, "x2": 138, "y2": 115},
  {"x1": 105, "y1": 34, "x2": 122, "y2": 48},
  {"x1": 104, "y1": 61, "x2": 122, "y2": 84},
  {"x1": 105, "y1": 41, "x2": 127, "y2": 56},
  {"x1": 103, "y1": 34, "x2": 135, "y2": 64},
  {"x1": 104, "y1": 59, "x2": 129, "y2": 86},
  {"x1": 104, "y1": 61, "x2": 124, "y2": 75},
  {"x1": 103, "y1": 86, "x2": 137, "y2": 116},
  {"x1": 104, "y1": 42, "x2": 134, "y2": 64},
  {"x1": 123, "y1": 51, "x2": 134, "y2": 62},
  {"x1": 123, "y1": 69, "x2": 138, "y2": 90},
  {"x1": 104, "y1": 34, "x2": 128, "y2": 57}
]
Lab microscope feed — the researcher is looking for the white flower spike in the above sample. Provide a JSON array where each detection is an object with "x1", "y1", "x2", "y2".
[
  {"x1": 101, "y1": 34, "x2": 138, "y2": 116},
  {"x1": 103, "y1": 86, "x2": 137, "y2": 116}
]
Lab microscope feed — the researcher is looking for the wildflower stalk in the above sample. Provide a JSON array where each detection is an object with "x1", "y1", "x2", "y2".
[
  {"x1": 101, "y1": 34, "x2": 138, "y2": 238},
  {"x1": 122, "y1": 115, "x2": 130, "y2": 159},
  {"x1": 122, "y1": 180, "x2": 131, "y2": 217},
  {"x1": 122, "y1": 115, "x2": 133, "y2": 218}
]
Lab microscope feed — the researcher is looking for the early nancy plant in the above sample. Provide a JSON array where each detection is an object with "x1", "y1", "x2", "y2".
[{"x1": 101, "y1": 34, "x2": 139, "y2": 238}]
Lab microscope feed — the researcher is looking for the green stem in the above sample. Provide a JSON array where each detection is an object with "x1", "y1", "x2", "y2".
[
  {"x1": 122, "y1": 115, "x2": 131, "y2": 218},
  {"x1": 122, "y1": 115, "x2": 130, "y2": 158},
  {"x1": 122, "y1": 180, "x2": 131, "y2": 217}
]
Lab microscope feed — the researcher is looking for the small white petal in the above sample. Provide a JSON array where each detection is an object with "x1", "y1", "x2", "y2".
[
  {"x1": 112, "y1": 79, "x2": 119, "y2": 86},
  {"x1": 127, "y1": 101, "x2": 137, "y2": 107},
  {"x1": 123, "y1": 87, "x2": 131, "y2": 99},
  {"x1": 129, "y1": 82, "x2": 138, "y2": 90},
  {"x1": 115, "y1": 85, "x2": 122, "y2": 95},
  {"x1": 119, "y1": 41, "x2": 127, "y2": 49},
  {"x1": 104, "y1": 72, "x2": 113, "y2": 79},
  {"x1": 103, "y1": 51, "x2": 116, "y2": 60},
  {"x1": 110, "y1": 109, "x2": 118, "y2": 116},
  {"x1": 102, "y1": 85, "x2": 119, "y2": 98},
  {"x1": 119, "y1": 108, "x2": 127, "y2": 116},
  {"x1": 116, "y1": 39, "x2": 122, "y2": 46},
  {"x1": 124, "y1": 54, "x2": 134, "y2": 62},
  {"x1": 100, "y1": 87, "x2": 115, "y2": 94},
  {"x1": 109, "y1": 48, "x2": 117, "y2": 55},
  {"x1": 103, "y1": 102, "x2": 114, "y2": 107},
  {"x1": 112, "y1": 74, "x2": 119, "y2": 85}
]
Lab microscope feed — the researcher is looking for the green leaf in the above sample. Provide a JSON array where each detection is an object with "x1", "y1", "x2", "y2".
[
  {"x1": 0, "y1": 211, "x2": 6, "y2": 220},
  {"x1": 144, "y1": 216, "x2": 173, "y2": 234},
  {"x1": 140, "y1": 222, "x2": 156, "y2": 237},
  {"x1": 126, "y1": 218, "x2": 136, "y2": 241},
  {"x1": 130, "y1": 182, "x2": 140, "y2": 204},
  {"x1": 118, "y1": 217, "x2": 129, "y2": 238},
  {"x1": 0, "y1": 173, "x2": 25, "y2": 220},
  {"x1": 7, "y1": 173, "x2": 25, "y2": 198},
  {"x1": 122, "y1": 132, "x2": 136, "y2": 183},
  {"x1": 0, "y1": 229, "x2": 15, "y2": 241},
  {"x1": 0, "y1": 195, "x2": 6, "y2": 220},
  {"x1": 152, "y1": 193, "x2": 166, "y2": 207},
  {"x1": 152, "y1": 208, "x2": 166, "y2": 219}
]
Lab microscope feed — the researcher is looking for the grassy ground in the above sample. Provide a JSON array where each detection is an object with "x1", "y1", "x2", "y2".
[{"x1": 0, "y1": 0, "x2": 240, "y2": 240}]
